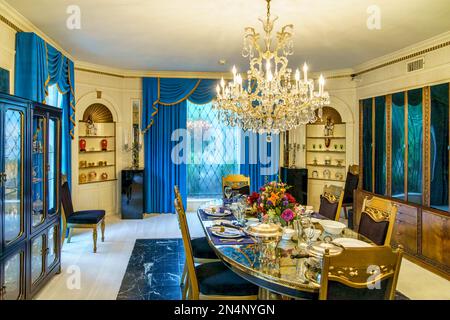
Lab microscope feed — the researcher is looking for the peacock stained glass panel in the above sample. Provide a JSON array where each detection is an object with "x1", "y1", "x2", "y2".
[
  {"x1": 407, "y1": 89, "x2": 423, "y2": 205},
  {"x1": 430, "y1": 83, "x2": 449, "y2": 211},
  {"x1": 392, "y1": 92, "x2": 405, "y2": 200}
]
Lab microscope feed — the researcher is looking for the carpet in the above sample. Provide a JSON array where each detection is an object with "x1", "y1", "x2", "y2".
[{"x1": 117, "y1": 238, "x2": 409, "y2": 300}]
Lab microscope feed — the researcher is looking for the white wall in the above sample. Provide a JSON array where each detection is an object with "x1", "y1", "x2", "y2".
[
  {"x1": 0, "y1": 19, "x2": 16, "y2": 94},
  {"x1": 72, "y1": 70, "x2": 143, "y2": 216}
]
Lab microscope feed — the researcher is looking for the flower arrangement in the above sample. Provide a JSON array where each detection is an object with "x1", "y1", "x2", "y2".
[{"x1": 247, "y1": 181, "x2": 302, "y2": 226}]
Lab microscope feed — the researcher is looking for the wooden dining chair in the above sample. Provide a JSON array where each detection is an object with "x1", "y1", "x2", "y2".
[
  {"x1": 318, "y1": 185, "x2": 344, "y2": 221},
  {"x1": 61, "y1": 181, "x2": 105, "y2": 253},
  {"x1": 341, "y1": 165, "x2": 359, "y2": 220},
  {"x1": 319, "y1": 245, "x2": 403, "y2": 300},
  {"x1": 174, "y1": 186, "x2": 258, "y2": 300},
  {"x1": 222, "y1": 174, "x2": 251, "y2": 196},
  {"x1": 358, "y1": 196, "x2": 397, "y2": 246},
  {"x1": 173, "y1": 186, "x2": 219, "y2": 299}
]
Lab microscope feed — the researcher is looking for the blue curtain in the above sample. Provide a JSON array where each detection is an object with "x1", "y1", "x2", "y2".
[
  {"x1": 15, "y1": 32, "x2": 75, "y2": 185},
  {"x1": 240, "y1": 132, "x2": 280, "y2": 193},
  {"x1": 142, "y1": 77, "x2": 216, "y2": 213}
]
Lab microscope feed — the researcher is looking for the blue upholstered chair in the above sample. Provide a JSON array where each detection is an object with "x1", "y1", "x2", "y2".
[
  {"x1": 61, "y1": 182, "x2": 106, "y2": 253},
  {"x1": 174, "y1": 186, "x2": 258, "y2": 300},
  {"x1": 173, "y1": 187, "x2": 219, "y2": 299}
]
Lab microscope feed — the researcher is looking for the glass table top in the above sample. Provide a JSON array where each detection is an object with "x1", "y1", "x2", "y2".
[{"x1": 197, "y1": 205, "x2": 373, "y2": 297}]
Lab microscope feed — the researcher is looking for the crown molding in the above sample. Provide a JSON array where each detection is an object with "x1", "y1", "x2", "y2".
[
  {"x1": 353, "y1": 31, "x2": 450, "y2": 73},
  {"x1": 0, "y1": 0, "x2": 74, "y2": 60},
  {"x1": 74, "y1": 60, "x2": 233, "y2": 80}
]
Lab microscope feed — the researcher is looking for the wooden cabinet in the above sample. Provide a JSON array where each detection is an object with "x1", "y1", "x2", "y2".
[
  {"x1": 354, "y1": 189, "x2": 450, "y2": 277},
  {"x1": 391, "y1": 204, "x2": 418, "y2": 254},
  {"x1": 0, "y1": 93, "x2": 61, "y2": 299},
  {"x1": 422, "y1": 210, "x2": 450, "y2": 268}
]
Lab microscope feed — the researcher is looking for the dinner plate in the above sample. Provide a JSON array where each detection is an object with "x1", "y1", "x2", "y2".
[
  {"x1": 333, "y1": 238, "x2": 372, "y2": 248},
  {"x1": 311, "y1": 217, "x2": 321, "y2": 223},
  {"x1": 203, "y1": 207, "x2": 232, "y2": 217},
  {"x1": 213, "y1": 219, "x2": 233, "y2": 226},
  {"x1": 210, "y1": 226, "x2": 243, "y2": 238}
]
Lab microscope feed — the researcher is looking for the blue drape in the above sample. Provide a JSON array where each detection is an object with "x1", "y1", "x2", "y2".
[
  {"x1": 240, "y1": 132, "x2": 280, "y2": 193},
  {"x1": 142, "y1": 78, "x2": 216, "y2": 213},
  {"x1": 15, "y1": 32, "x2": 75, "y2": 185}
]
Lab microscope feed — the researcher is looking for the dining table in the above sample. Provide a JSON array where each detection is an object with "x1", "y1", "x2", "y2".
[{"x1": 196, "y1": 201, "x2": 374, "y2": 299}]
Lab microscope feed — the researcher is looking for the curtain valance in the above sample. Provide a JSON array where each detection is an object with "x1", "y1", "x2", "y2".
[
  {"x1": 142, "y1": 77, "x2": 217, "y2": 133},
  {"x1": 15, "y1": 32, "x2": 76, "y2": 139}
]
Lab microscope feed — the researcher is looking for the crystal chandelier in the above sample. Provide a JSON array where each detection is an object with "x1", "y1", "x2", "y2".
[{"x1": 213, "y1": 0, "x2": 330, "y2": 138}]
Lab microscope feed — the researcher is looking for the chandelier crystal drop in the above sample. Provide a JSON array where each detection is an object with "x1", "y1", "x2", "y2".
[{"x1": 213, "y1": 0, "x2": 330, "y2": 136}]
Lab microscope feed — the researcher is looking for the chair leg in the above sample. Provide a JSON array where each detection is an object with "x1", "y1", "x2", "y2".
[
  {"x1": 93, "y1": 227, "x2": 98, "y2": 253},
  {"x1": 180, "y1": 263, "x2": 187, "y2": 286},
  {"x1": 67, "y1": 228, "x2": 73, "y2": 243},
  {"x1": 101, "y1": 219, "x2": 105, "y2": 242},
  {"x1": 182, "y1": 277, "x2": 189, "y2": 300}
]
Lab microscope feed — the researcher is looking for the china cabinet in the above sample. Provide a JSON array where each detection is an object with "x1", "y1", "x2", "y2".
[{"x1": 0, "y1": 93, "x2": 61, "y2": 299}]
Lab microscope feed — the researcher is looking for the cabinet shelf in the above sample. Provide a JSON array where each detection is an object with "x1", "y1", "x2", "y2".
[
  {"x1": 79, "y1": 150, "x2": 115, "y2": 154},
  {"x1": 306, "y1": 150, "x2": 346, "y2": 153},
  {"x1": 79, "y1": 165, "x2": 115, "y2": 170},
  {"x1": 79, "y1": 178, "x2": 117, "y2": 185},
  {"x1": 307, "y1": 136, "x2": 346, "y2": 139},
  {"x1": 309, "y1": 177, "x2": 345, "y2": 182},
  {"x1": 79, "y1": 135, "x2": 115, "y2": 139},
  {"x1": 307, "y1": 164, "x2": 346, "y2": 168}
]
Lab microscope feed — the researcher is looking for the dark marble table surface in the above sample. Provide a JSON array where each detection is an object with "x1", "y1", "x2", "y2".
[{"x1": 197, "y1": 204, "x2": 373, "y2": 299}]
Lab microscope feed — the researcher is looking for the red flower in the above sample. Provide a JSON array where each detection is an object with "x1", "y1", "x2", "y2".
[
  {"x1": 285, "y1": 193, "x2": 296, "y2": 203},
  {"x1": 248, "y1": 192, "x2": 260, "y2": 205}
]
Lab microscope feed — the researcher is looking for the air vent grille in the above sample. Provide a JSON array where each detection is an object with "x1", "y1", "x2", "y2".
[{"x1": 407, "y1": 58, "x2": 424, "y2": 72}]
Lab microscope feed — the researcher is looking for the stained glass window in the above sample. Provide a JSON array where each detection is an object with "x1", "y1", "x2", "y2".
[
  {"x1": 374, "y1": 96, "x2": 386, "y2": 195},
  {"x1": 407, "y1": 88, "x2": 423, "y2": 204},
  {"x1": 187, "y1": 101, "x2": 240, "y2": 198},
  {"x1": 430, "y1": 83, "x2": 449, "y2": 211},
  {"x1": 392, "y1": 92, "x2": 405, "y2": 200},
  {"x1": 362, "y1": 98, "x2": 373, "y2": 192}
]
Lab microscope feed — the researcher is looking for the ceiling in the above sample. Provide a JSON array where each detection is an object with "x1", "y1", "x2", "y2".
[{"x1": 6, "y1": 0, "x2": 450, "y2": 72}]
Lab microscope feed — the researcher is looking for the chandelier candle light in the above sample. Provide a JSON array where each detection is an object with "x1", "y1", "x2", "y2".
[{"x1": 214, "y1": 0, "x2": 330, "y2": 140}]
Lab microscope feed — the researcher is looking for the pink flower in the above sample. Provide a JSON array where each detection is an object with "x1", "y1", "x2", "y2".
[{"x1": 281, "y1": 209, "x2": 295, "y2": 222}]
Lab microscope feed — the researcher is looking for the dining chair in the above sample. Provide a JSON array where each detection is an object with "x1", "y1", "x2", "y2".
[
  {"x1": 318, "y1": 185, "x2": 344, "y2": 221},
  {"x1": 319, "y1": 245, "x2": 403, "y2": 300},
  {"x1": 173, "y1": 186, "x2": 219, "y2": 299},
  {"x1": 357, "y1": 196, "x2": 397, "y2": 246},
  {"x1": 222, "y1": 174, "x2": 251, "y2": 196},
  {"x1": 341, "y1": 165, "x2": 359, "y2": 221},
  {"x1": 174, "y1": 187, "x2": 258, "y2": 300},
  {"x1": 61, "y1": 181, "x2": 105, "y2": 253}
]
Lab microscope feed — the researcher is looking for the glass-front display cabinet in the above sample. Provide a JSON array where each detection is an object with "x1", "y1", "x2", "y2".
[
  {"x1": 359, "y1": 83, "x2": 450, "y2": 276},
  {"x1": 360, "y1": 83, "x2": 449, "y2": 209},
  {"x1": 0, "y1": 93, "x2": 62, "y2": 300}
]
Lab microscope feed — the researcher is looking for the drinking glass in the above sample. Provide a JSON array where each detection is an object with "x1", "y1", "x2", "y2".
[{"x1": 224, "y1": 186, "x2": 232, "y2": 200}]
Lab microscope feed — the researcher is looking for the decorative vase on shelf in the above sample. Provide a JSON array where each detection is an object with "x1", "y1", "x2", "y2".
[
  {"x1": 88, "y1": 171, "x2": 97, "y2": 182},
  {"x1": 101, "y1": 172, "x2": 108, "y2": 181},
  {"x1": 32, "y1": 193, "x2": 43, "y2": 213},
  {"x1": 79, "y1": 173, "x2": 87, "y2": 184},
  {"x1": 79, "y1": 139, "x2": 86, "y2": 152},
  {"x1": 101, "y1": 139, "x2": 108, "y2": 151}
]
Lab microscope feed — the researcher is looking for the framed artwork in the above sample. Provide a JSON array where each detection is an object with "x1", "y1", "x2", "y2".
[{"x1": 0, "y1": 67, "x2": 10, "y2": 94}]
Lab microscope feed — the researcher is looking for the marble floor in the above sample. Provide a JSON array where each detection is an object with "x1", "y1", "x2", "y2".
[{"x1": 35, "y1": 213, "x2": 450, "y2": 300}]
